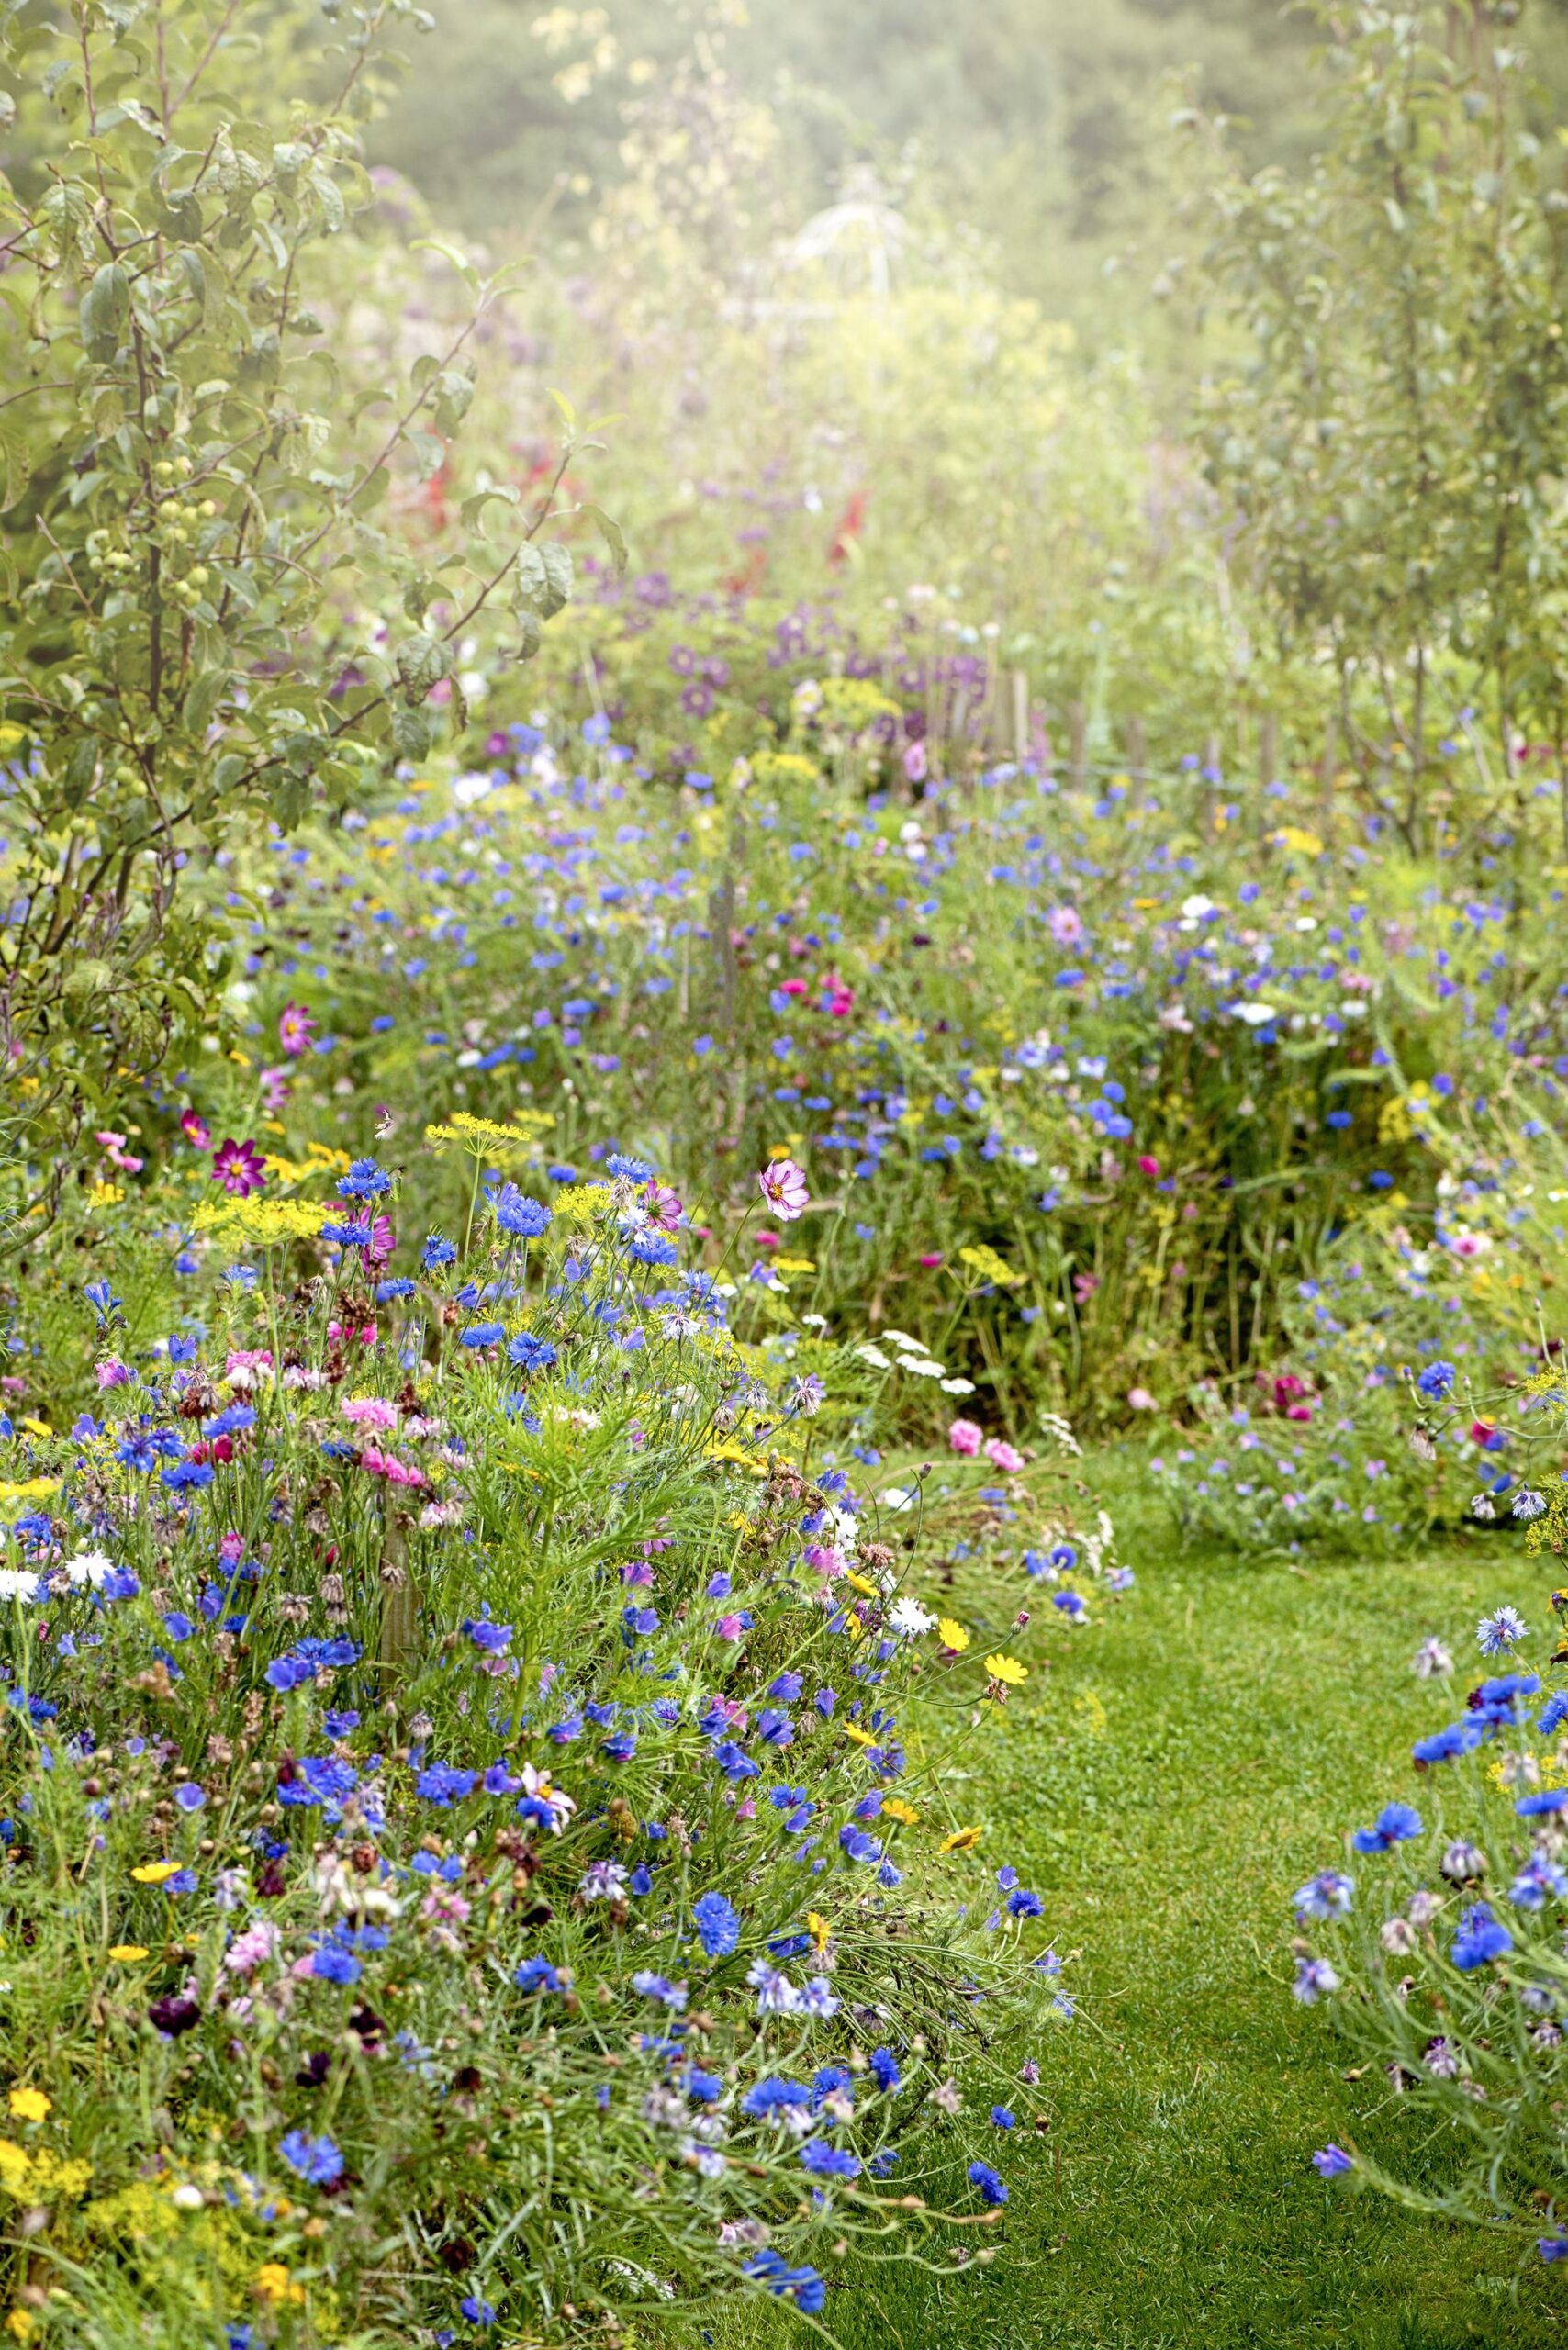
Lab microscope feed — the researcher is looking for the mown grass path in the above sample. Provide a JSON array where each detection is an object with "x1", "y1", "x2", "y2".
[{"x1": 714, "y1": 1490, "x2": 1563, "y2": 2348}]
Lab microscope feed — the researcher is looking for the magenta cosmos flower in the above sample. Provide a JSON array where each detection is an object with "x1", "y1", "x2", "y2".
[
  {"x1": 756, "y1": 1158, "x2": 810, "y2": 1222},
  {"x1": 278, "y1": 1002, "x2": 317, "y2": 1058},
  {"x1": 180, "y1": 1110, "x2": 211, "y2": 1150},
  {"x1": 211, "y1": 1137, "x2": 267, "y2": 1198}
]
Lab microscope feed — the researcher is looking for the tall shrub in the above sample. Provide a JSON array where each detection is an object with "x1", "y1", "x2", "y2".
[{"x1": 0, "y1": 0, "x2": 610, "y2": 1213}]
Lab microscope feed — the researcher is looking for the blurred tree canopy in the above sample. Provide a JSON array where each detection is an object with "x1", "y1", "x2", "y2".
[{"x1": 370, "y1": 0, "x2": 1327, "y2": 297}]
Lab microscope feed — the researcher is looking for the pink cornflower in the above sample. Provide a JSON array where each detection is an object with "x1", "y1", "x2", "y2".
[
  {"x1": 948, "y1": 1418, "x2": 983, "y2": 1457},
  {"x1": 757, "y1": 1158, "x2": 810, "y2": 1222},
  {"x1": 211, "y1": 1137, "x2": 266, "y2": 1197},
  {"x1": 644, "y1": 1181, "x2": 684, "y2": 1234},
  {"x1": 1137, "y1": 1155, "x2": 1160, "y2": 1180},
  {"x1": 365, "y1": 1213, "x2": 395, "y2": 1270},
  {"x1": 919, "y1": 1251, "x2": 944, "y2": 1269},
  {"x1": 180, "y1": 1110, "x2": 211, "y2": 1150},
  {"x1": 803, "y1": 1543, "x2": 845, "y2": 1580},
  {"x1": 278, "y1": 1002, "x2": 317, "y2": 1058},
  {"x1": 342, "y1": 1395, "x2": 398, "y2": 1432},
  {"x1": 1048, "y1": 906, "x2": 1083, "y2": 946},
  {"x1": 984, "y1": 1438, "x2": 1025, "y2": 1473}
]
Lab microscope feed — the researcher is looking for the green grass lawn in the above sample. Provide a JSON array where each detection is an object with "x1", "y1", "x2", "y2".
[{"x1": 700, "y1": 1479, "x2": 1564, "y2": 2349}]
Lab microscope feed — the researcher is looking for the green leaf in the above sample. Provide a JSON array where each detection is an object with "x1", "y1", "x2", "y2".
[
  {"x1": 0, "y1": 420, "x2": 31, "y2": 513},
  {"x1": 577, "y1": 502, "x2": 628, "y2": 576}
]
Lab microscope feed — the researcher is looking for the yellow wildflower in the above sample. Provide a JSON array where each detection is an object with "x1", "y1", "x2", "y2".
[
  {"x1": 7, "y1": 2088, "x2": 50, "y2": 2123},
  {"x1": 842, "y1": 1571, "x2": 879, "y2": 1597},
  {"x1": 807, "y1": 1911, "x2": 832, "y2": 1953},
  {"x1": 130, "y1": 1861, "x2": 181, "y2": 1886},
  {"x1": 253, "y1": 2265, "x2": 305, "y2": 2306},
  {"x1": 984, "y1": 1653, "x2": 1028, "y2": 1686},
  {"x1": 106, "y1": 1945, "x2": 149, "y2": 1963},
  {"x1": 882, "y1": 1796, "x2": 921, "y2": 1826},
  {"x1": 841, "y1": 1722, "x2": 879, "y2": 1749},
  {"x1": 938, "y1": 1825, "x2": 985, "y2": 1853},
  {"x1": 8, "y1": 2309, "x2": 34, "y2": 2341},
  {"x1": 936, "y1": 1618, "x2": 969, "y2": 1651}
]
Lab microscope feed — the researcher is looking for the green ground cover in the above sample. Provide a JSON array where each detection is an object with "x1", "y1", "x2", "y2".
[{"x1": 711, "y1": 1487, "x2": 1561, "y2": 2349}]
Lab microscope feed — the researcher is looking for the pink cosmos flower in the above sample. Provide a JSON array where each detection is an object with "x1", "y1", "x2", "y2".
[
  {"x1": 278, "y1": 1002, "x2": 317, "y2": 1058},
  {"x1": 984, "y1": 1438, "x2": 1025, "y2": 1473},
  {"x1": 1048, "y1": 906, "x2": 1083, "y2": 946},
  {"x1": 365, "y1": 1213, "x2": 395, "y2": 1271},
  {"x1": 757, "y1": 1158, "x2": 810, "y2": 1222},
  {"x1": 902, "y1": 740, "x2": 927, "y2": 785},
  {"x1": 180, "y1": 1110, "x2": 211, "y2": 1150},
  {"x1": 211, "y1": 1136, "x2": 266, "y2": 1197},
  {"x1": 95, "y1": 1129, "x2": 144, "y2": 1174},
  {"x1": 1072, "y1": 1270, "x2": 1099, "y2": 1304},
  {"x1": 259, "y1": 1066, "x2": 290, "y2": 1113},
  {"x1": 947, "y1": 1418, "x2": 983, "y2": 1457}
]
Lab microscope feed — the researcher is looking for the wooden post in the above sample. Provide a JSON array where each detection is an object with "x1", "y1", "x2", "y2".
[
  {"x1": 1012, "y1": 668, "x2": 1030, "y2": 761},
  {"x1": 1126, "y1": 715, "x2": 1147, "y2": 780},
  {"x1": 1068, "y1": 701, "x2": 1088, "y2": 789},
  {"x1": 1317, "y1": 720, "x2": 1338, "y2": 839}
]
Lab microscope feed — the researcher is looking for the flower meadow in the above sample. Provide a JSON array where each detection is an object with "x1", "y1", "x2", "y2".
[
  {"x1": 0, "y1": 1129, "x2": 1125, "y2": 2347},
  {"x1": 1290, "y1": 1368, "x2": 1568, "y2": 2265},
  {"x1": 11, "y1": 0, "x2": 1568, "y2": 2332}
]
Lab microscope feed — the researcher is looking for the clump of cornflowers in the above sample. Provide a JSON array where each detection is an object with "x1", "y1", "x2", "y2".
[
  {"x1": 0, "y1": 1126, "x2": 1081, "y2": 2342},
  {"x1": 1289, "y1": 1459, "x2": 1568, "y2": 2266}
]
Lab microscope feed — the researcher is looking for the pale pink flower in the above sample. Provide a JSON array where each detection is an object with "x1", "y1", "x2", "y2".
[
  {"x1": 947, "y1": 1418, "x2": 983, "y2": 1457},
  {"x1": 756, "y1": 1158, "x2": 810, "y2": 1222},
  {"x1": 983, "y1": 1438, "x2": 1025, "y2": 1473},
  {"x1": 1127, "y1": 1386, "x2": 1158, "y2": 1412},
  {"x1": 342, "y1": 1395, "x2": 398, "y2": 1432}
]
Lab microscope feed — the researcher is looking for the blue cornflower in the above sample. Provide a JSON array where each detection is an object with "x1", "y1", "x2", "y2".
[
  {"x1": 460, "y1": 1322, "x2": 504, "y2": 1349},
  {"x1": 422, "y1": 1234, "x2": 457, "y2": 1270},
  {"x1": 800, "y1": 2139, "x2": 860, "y2": 2180},
  {"x1": 606, "y1": 1154, "x2": 654, "y2": 1181},
  {"x1": 1351, "y1": 1802, "x2": 1423, "y2": 1853},
  {"x1": 692, "y1": 1891, "x2": 741, "y2": 1959},
  {"x1": 337, "y1": 1158, "x2": 393, "y2": 1199},
  {"x1": 161, "y1": 1460, "x2": 214, "y2": 1491},
  {"x1": 869, "y1": 2047, "x2": 901, "y2": 2092},
  {"x1": 417, "y1": 1764, "x2": 479, "y2": 1805},
  {"x1": 492, "y1": 1185, "x2": 551, "y2": 1238},
  {"x1": 1416, "y1": 1361, "x2": 1455, "y2": 1400},
  {"x1": 279, "y1": 2129, "x2": 343, "y2": 2187},
  {"x1": 967, "y1": 2159, "x2": 1008, "y2": 2206},
  {"x1": 742, "y1": 2077, "x2": 810, "y2": 2117},
  {"x1": 1451, "y1": 1902, "x2": 1513, "y2": 1971},
  {"x1": 1313, "y1": 2144, "x2": 1353, "y2": 2178},
  {"x1": 507, "y1": 1332, "x2": 557, "y2": 1371},
  {"x1": 312, "y1": 1946, "x2": 361, "y2": 1986},
  {"x1": 513, "y1": 1957, "x2": 566, "y2": 1995},
  {"x1": 991, "y1": 2106, "x2": 1016, "y2": 2129}
]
